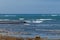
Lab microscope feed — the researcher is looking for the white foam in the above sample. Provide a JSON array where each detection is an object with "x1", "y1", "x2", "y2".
[
  {"x1": 25, "y1": 19, "x2": 43, "y2": 23},
  {"x1": 32, "y1": 20, "x2": 43, "y2": 23},
  {"x1": 39, "y1": 19, "x2": 53, "y2": 21},
  {"x1": 25, "y1": 20, "x2": 31, "y2": 23},
  {"x1": 19, "y1": 18, "x2": 24, "y2": 20},
  {"x1": 0, "y1": 19, "x2": 10, "y2": 21},
  {"x1": 51, "y1": 15, "x2": 57, "y2": 16},
  {"x1": 24, "y1": 23, "x2": 30, "y2": 25},
  {"x1": 19, "y1": 19, "x2": 53, "y2": 23},
  {"x1": 5, "y1": 15, "x2": 16, "y2": 17}
]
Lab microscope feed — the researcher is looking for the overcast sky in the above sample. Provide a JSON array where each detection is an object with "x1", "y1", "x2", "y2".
[{"x1": 0, "y1": 0, "x2": 60, "y2": 14}]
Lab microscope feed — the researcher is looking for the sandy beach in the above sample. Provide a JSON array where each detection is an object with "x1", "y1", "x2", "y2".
[
  {"x1": 0, "y1": 34, "x2": 60, "y2": 40},
  {"x1": 0, "y1": 28, "x2": 60, "y2": 40},
  {"x1": 0, "y1": 34, "x2": 45, "y2": 40}
]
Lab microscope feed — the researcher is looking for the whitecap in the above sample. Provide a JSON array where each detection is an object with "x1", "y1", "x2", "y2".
[
  {"x1": 39, "y1": 19, "x2": 53, "y2": 21},
  {"x1": 0, "y1": 19, "x2": 10, "y2": 21},
  {"x1": 25, "y1": 19, "x2": 43, "y2": 23},
  {"x1": 25, "y1": 20, "x2": 31, "y2": 23},
  {"x1": 5, "y1": 15, "x2": 16, "y2": 17},
  {"x1": 32, "y1": 20, "x2": 43, "y2": 23},
  {"x1": 19, "y1": 18, "x2": 24, "y2": 20},
  {"x1": 51, "y1": 15, "x2": 57, "y2": 16}
]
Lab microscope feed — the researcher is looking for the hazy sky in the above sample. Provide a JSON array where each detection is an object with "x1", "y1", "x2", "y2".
[{"x1": 0, "y1": 0, "x2": 60, "y2": 14}]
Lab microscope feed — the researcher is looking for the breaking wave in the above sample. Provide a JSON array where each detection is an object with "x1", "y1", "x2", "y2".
[{"x1": 25, "y1": 19, "x2": 53, "y2": 23}]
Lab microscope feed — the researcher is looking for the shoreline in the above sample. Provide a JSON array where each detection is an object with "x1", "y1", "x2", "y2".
[
  {"x1": 0, "y1": 29, "x2": 60, "y2": 38},
  {"x1": 0, "y1": 34, "x2": 60, "y2": 40},
  {"x1": 0, "y1": 29, "x2": 60, "y2": 40},
  {"x1": 0, "y1": 34, "x2": 47, "y2": 40}
]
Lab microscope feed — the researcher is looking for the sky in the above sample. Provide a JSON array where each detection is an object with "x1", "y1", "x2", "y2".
[{"x1": 0, "y1": 0, "x2": 60, "y2": 14}]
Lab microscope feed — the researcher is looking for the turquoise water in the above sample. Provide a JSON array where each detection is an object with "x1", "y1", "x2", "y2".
[
  {"x1": 0, "y1": 14, "x2": 60, "y2": 38},
  {"x1": 0, "y1": 14, "x2": 60, "y2": 20}
]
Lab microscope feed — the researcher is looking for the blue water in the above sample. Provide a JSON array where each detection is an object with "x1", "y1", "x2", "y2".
[{"x1": 0, "y1": 14, "x2": 60, "y2": 38}]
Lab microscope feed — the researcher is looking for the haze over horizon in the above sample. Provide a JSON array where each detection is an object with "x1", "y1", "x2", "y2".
[{"x1": 0, "y1": 0, "x2": 60, "y2": 14}]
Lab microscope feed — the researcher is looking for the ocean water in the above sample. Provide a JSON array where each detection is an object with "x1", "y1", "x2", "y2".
[{"x1": 0, "y1": 14, "x2": 60, "y2": 38}]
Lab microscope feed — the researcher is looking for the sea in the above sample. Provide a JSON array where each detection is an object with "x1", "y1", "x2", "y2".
[{"x1": 0, "y1": 14, "x2": 60, "y2": 38}]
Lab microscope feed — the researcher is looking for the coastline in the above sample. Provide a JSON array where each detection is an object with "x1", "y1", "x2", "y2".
[
  {"x1": 0, "y1": 34, "x2": 60, "y2": 40},
  {"x1": 0, "y1": 34, "x2": 46, "y2": 40},
  {"x1": 0, "y1": 14, "x2": 59, "y2": 40}
]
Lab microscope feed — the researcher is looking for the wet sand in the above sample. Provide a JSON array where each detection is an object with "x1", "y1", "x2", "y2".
[
  {"x1": 0, "y1": 34, "x2": 60, "y2": 40},
  {"x1": 0, "y1": 29, "x2": 60, "y2": 40},
  {"x1": 0, "y1": 34, "x2": 46, "y2": 40}
]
